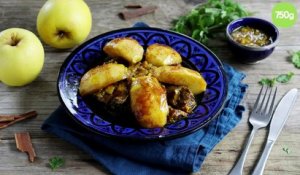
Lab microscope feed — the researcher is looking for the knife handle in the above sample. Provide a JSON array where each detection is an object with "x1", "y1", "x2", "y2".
[{"x1": 252, "y1": 139, "x2": 274, "y2": 175}]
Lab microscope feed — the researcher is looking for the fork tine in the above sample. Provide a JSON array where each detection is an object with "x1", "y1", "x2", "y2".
[
  {"x1": 257, "y1": 86, "x2": 269, "y2": 113},
  {"x1": 267, "y1": 87, "x2": 277, "y2": 116},
  {"x1": 262, "y1": 87, "x2": 273, "y2": 115},
  {"x1": 253, "y1": 86, "x2": 264, "y2": 112}
]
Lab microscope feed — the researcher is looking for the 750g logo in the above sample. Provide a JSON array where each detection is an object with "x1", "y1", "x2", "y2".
[{"x1": 272, "y1": 2, "x2": 298, "y2": 28}]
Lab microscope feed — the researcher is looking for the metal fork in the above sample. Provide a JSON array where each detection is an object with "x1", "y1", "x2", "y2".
[{"x1": 229, "y1": 86, "x2": 277, "y2": 175}]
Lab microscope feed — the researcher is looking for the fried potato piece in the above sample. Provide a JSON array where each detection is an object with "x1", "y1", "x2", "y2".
[
  {"x1": 153, "y1": 66, "x2": 207, "y2": 95},
  {"x1": 103, "y1": 37, "x2": 144, "y2": 64},
  {"x1": 79, "y1": 63, "x2": 129, "y2": 96},
  {"x1": 145, "y1": 43, "x2": 182, "y2": 66},
  {"x1": 130, "y1": 76, "x2": 169, "y2": 128}
]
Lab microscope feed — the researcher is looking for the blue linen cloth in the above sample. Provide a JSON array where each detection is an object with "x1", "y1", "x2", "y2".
[{"x1": 42, "y1": 22, "x2": 248, "y2": 175}]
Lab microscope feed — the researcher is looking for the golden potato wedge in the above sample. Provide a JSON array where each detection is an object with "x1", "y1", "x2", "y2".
[
  {"x1": 145, "y1": 43, "x2": 182, "y2": 66},
  {"x1": 130, "y1": 76, "x2": 169, "y2": 128},
  {"x1": 79, "y1": 63, "x2": 129, "y2": 96},
  {"x1": 153, "y1": 66, "x2": 207, "y2": 95},
  {"x1": 103, "y1": 37, "x2": 144, "y2": 64}
]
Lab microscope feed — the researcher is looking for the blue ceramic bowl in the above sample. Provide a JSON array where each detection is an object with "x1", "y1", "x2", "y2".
[
  {"x1": 57, "y1": 27, "x2": 228, "y2": 140},
  {"x1": 226, "y1": 17, "x2": 279, "y2": 63}
]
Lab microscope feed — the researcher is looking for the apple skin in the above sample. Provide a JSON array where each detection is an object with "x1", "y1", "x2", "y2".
[
  {"x1": 0, "y1": 28, "x2": 44, "y2": 86},
  {"x1": 37, "y1": 0, "x2": 92, "y2": 49}
]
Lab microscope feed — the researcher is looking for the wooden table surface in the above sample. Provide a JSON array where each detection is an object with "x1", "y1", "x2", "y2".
[{"x1": 1, "y1": 0, "x2": 300, "y2": 174}]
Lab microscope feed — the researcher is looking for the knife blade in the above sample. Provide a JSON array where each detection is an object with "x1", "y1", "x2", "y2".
[
  {"x1": 252, "y1": 88, "x2": 298, "y2": 175},
  {"x1": 268, "y1": 88, "x2": 298, "y2": 141}
]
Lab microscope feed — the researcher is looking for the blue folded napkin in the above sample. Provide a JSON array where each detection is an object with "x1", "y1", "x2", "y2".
[{"x1": 42, "y1": 22, "x2": 248, "y2": 175}]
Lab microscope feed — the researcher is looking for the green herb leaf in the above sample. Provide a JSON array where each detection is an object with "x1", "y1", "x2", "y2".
[
  {"x1": 172, "y1": 0, "x2": 249, "y2": 45},
  {"x1": 258, "y1": 78, "x2": 276, "y2": 87},
  {"x1": 259, "y1": 72, "x2": 294, "y2": 86},
  {"x1": 276, "y1": 72, "x2": 294, "y2": 83},
  {"x1": 291, "y1": 51, "x2": 300, "y2": 68},
  {"x1": 282, "y1": 147, "x2": 290, "y2": 154},
  {"x1": 49, "y1": 156, "x2": 65, "y2": 171}
]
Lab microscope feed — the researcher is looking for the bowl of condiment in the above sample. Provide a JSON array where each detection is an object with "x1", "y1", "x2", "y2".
[{"x1": 226, "y1": 17, "x2": 279, "y2": 63}]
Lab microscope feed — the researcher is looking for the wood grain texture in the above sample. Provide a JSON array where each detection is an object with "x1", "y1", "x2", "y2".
[{"x1": 0, "y1": 0, "x2": 300, "y2": 174}]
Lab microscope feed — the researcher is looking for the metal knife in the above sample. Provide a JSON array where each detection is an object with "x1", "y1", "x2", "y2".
[{"x1": 252, "y1": 88, "x2": 298, "y2": 175}]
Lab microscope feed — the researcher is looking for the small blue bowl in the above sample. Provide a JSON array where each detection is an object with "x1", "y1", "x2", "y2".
[{"x1": 226, "y1": 17, "x2": 279, "y2": 64}]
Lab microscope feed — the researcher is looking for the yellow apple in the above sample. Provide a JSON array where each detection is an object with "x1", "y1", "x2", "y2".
[
  {"x1": 0, "y1": 28, "x2": 44, "y2": 86},
  {"x1": 37, "y1": 0, "x2": 92, "y2": 49}
]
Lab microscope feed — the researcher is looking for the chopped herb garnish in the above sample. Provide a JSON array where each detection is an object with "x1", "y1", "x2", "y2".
[
  {"x1": 282, "y1": 147, "x2": 290, "y2": 154},
  {"x1": 259, "y1": 78, "x2": 276, "y2": 87},
  {"x1": 49, "y1": 156, "x2": 65, "y2": 171},
  {"x1": 291, "y1": 51, "x2": 300, "y2": 68},
  {"x1": 172, "y1": 0, "x2": 249, "y2": 44},
  {"x1": 259, "y1": 72, "x2": 294, "y2": 87},
  {"x1": 276, "y1": 72, "x2": 294, "y2": 83}
]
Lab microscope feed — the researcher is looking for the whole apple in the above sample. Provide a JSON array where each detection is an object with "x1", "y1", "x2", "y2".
[
  {"x1": 0, "y1": 28, "x2": 44, "y2": 86},
  {"x1": 37, "y1": 0, "x2": 92, "y2": 49}
]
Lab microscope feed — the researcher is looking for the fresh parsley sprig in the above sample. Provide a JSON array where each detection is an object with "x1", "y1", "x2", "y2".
[
  {"x1": 49, "y1": 156, "x2": 65, "y2": 171},
  {"x1": 258, "y1": 78, "x2": 276, "y2": 87},
  {"x1": 259, "y1": 72, "x2": 294, "y2": 87},
  {"x1": 291, "y1": 51, "x2": 300, "y2": 68},
  {"x1": 276, "y1": 72, "x2": 294, "y2": 83},
  {"x1": 282, "y1": 147, "x2": 291, "y2": 154},
  {"x1": 173, "y1": 0, "x2": 249, "y2": 44}
]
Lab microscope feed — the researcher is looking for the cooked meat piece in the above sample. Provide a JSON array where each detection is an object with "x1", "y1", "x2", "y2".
[
  {"x1": 167, "y1": 106, "x2": 188, "y2": 124},
  {"x1": 166, "y1": 86, "x2": 180, "y2": 106},
  {"x1": 166, "y1": 85, "x2": 197, "y2": 113},
  {"x1": 128, "y1": 61, "x2": 156, "y2": 78},
  {"x1": 94, "y1": 80, "x2": 129, "y2": 105},
  {"x1": 94, "y1": 83, "x2": 117, "y2": 104},
  {"x1": 109, "y1": 81, "x2": 129, "y2": 105}
]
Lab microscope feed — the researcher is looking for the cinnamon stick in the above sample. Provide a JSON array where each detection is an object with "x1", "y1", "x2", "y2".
[
  {"x1": 119, "y1": 6, "x2": 157, "y2": 20},
  {"x1": 124, "y1": 4, "x2": 142, "y2": 8},
  {"x1": 0, "y1": 115, "x2": 15, "y2": 122},
  {"x1": 0, "y1": 111, "x2": 37, "y2": 129},
  {"x1": 15, "y1": 132, "x2": 36, "y2": 162}
]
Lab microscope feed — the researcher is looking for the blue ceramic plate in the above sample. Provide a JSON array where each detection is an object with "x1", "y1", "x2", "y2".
[{"x1": 57, "y1": 28, "x2": 227, "y2": 140}]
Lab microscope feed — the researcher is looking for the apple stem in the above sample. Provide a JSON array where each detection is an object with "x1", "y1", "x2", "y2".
[
  {"x1": 10, "y1": 35, "x2": 20, "y2": 46},
  {"x1": 58, "y1": 31, "x2": 64, "y2": 38},
  {"x1": 57, "y1": 30, "x2": 69, "y2": 39}
]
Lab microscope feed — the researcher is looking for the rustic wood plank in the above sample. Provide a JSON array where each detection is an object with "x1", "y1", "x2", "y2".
[{"x1": 0, "y1": 138, "x2": 107, "y2": 175}]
